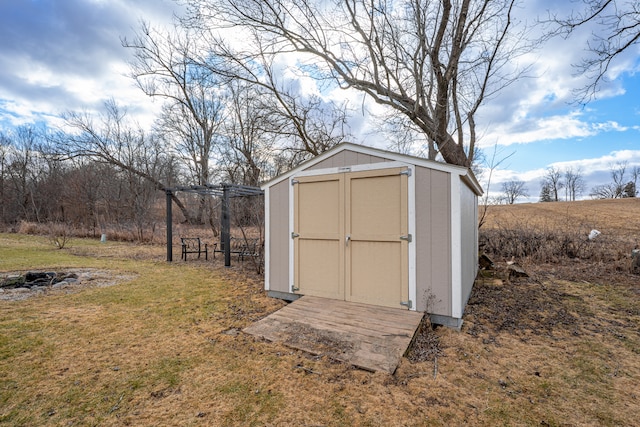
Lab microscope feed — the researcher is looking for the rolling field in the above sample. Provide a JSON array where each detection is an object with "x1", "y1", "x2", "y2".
[{"x1": 481, "y1": 197, "x2": 640, "y2": 235}]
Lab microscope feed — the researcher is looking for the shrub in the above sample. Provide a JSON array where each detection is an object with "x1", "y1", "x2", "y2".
[
  {"x1": 48, "y1": 222, "x2": 71, "y2": 249},
  {"x1": 480, "y1": 221, "x2": 633, "y2": 264},
  {"x1": 18, "y1": 221, "x2": 42, "y2": 235}
]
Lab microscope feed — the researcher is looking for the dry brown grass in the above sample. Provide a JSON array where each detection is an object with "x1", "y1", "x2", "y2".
[
  {"x1": 10, "y1": 219, "x2": 263, "y2": 246},
  {"x1": 480, "y1": 198, "x2": 640, "y2": 266},
  {"x1": 1, "y1": 196, "x2": 639, "y2": 427},
  {"x1": 482, "y1": 198, "x2": 640, "y2": 235}
]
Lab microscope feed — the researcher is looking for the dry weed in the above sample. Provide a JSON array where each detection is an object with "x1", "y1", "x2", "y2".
[{"x1": 480, "y1": 199, "x2": 640, "y2": 265}]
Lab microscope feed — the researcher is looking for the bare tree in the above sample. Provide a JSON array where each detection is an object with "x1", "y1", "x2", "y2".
[
  {"x1": 610, "y1": 161, "x2": 629, "y2": 197},
  {"x1": 219, "y1": 82, "x2": 272, "y2": 186},
  {"x1": 250, "y1": 55, "x2": 352, "y2": 163},
  {"x1": 1, "y1": 126, "x2": 51, "y2": 223},
  {"x1": 590, "y1": 183, "x2": 617, "y2": 199},
  {"x1": 371, "y1": 114, "x2": 425, "y2": 156},
  {"x1": 548, "y1": 0, "x2": 640, "y2": 102},
  {"x1": 542, "y1": 166, "x2": 564, "y2": 201},
  {"x1": 266, "y1": 93, "x2": 352, "y2": 166},
  {"x1": 176, "y1": 25, "x2": 352, "y2": 164},
  {"x1": 58, "y1": 100, "x2": 191, "y2": 222},
  {"x1": 123, "y1": 22, "x2": 228, "y2": 223},
  {"x1": 34, "y1": 144, "x2": 69, "y2": 223},
  {"x1": 501, "y1": 180, "x2": 529, "y2": 204},
  {"x1": 589, "y1": 161, "x2": 633, "y2": 199},
  {"x1": 61, "y1": 160, "x2": 112, "y2": 233},
  {"x1": 478, "y1": 144, "x2": 514, "y2": 228},
  {"x1": 564, "y1": 167, "x2": 586, "y2": 201},
  {"x1": 0, "y1": 133, "x2": 8, "y2": 223},
  {"x1": 182, "y1": 0, "x2": 530, "y2": 167},
  {"x1": 631, "y1": 165, "x2": 640, "y2": 194}
]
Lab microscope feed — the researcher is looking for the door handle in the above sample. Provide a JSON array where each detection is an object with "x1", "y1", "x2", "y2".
[{"x1": 345, "y1": 235, "x2": 351, "y2": 246}]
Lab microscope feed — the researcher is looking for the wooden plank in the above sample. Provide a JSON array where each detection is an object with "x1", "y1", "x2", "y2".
[
  {"x1": 269, "y1": 305, "x2": 413, "y2": 334},
  {"x1": 246, "y1": 317, "x2": 402, "y2": 373},
  {"x1": 285, "y1": 296, "x2": 423, "y2": 329},
  {"x1": 269, "y1": 303, "x2": 419, "y2": 340},
  {"x1": 290, "y1": 301, "x2": 423, "y2": 330},
  {"x1": 292, "y1": 299, "x2": 420, "y2": 330},
  {"x1": 267, "y1": 310, "x2": 415, "y2": 343},
  {"x1": 279, "y1": 296, "x2": 423, "y2": 337},
  {"x1": 243, "y1": 295, "x2": 423, "y2": 373}
]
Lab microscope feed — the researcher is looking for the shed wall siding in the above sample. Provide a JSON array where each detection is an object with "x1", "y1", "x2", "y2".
[
  {"x1": 415, "y1": 166, "x2": 451, "y2": 316},
  {"x1": 460, "y1": 182, "x2": 478, "y2": 308},
  {"x1": 268, "y1": 178, "x2": 290, "y2": 293},
  {"x1": 307, "y1": 150, "x2": 389, "y2": 170}
]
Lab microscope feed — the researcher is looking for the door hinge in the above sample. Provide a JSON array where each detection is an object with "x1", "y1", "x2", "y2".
[
  {"x1": 291, "y1": 179, "x2": 299, "y2": 185},
  {"x1": 291, "y1": 232, "x2": 300, "y2": 239},
  {"x1": 400, "y1": 169, "x2": 412, "y2": 177},
  {"x1": 400, "y1": 300, "x2": 413, "y2": 309},
  {"x1": 291, "y1": 284, "x2": 299, "y2": 292},
  {"x1": 400, "y1": 234, "x2": 412, "y2": 242}
]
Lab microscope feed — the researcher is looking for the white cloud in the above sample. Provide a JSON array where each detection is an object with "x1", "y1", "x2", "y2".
[
  {"x1": 482, "y1": 149, "x2": 640, "y2": 202},
  {"x1": 483, "y1": 150, "x2": 640, "y2": 187},
  {"x1": 478, "y1": 110, "x2": 633, "y2": 147},
  {"x1": 474, "y1": 0, "x2": 639, "y2": 149},
  {"x1": 550, "y1": 150, "x2": 640, "y2": 171},
  {"x1": 480, "y1": 112, "x2": 588, "y2": 146},
  {"x1": 0, "y1": 0, "x2": 177, "y2": 130}
]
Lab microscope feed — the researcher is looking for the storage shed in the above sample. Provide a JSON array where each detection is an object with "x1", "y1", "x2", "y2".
[{"x1": 262, "y1": 143, "x2": 482, "y2": 328}]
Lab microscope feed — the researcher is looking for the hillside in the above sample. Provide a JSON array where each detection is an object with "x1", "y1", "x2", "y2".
[
  {"x1": 478, "y1": 197, "x2": 639, "y2": 283},
  {"x1": 481, "y1": 198, "x2": 640, "y2": 236}
]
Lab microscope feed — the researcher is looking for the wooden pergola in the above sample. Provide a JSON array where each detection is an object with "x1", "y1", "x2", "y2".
[{"x1": 164, "y1": 183, "x2": 264, "y2": 266}]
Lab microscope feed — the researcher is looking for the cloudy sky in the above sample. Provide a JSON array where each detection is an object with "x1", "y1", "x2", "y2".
[{"x1": 0, "y1": 0, "x2": 639, "y2": 202}]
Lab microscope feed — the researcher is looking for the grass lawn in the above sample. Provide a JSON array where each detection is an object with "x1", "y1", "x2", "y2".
[{"x1": 1, "y1": 229, "x2": 639, "y2": 426}]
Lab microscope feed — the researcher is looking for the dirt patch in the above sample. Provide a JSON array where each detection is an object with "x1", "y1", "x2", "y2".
[
  {"x1": 405, "y1": 317, "x2": 442, "y2": 363},
  {"x1": 464, "y1": 260, "x2": 640, "y2": 340},
  {"x1": 465, "y1": 274, "x2": 580, "y2": 339},
  {"x1": 0, "y1": 268, "x2": 136, "y2": 301},
  {"x1": 283, "y1": 322, "x2": 355, "y2": 356}
]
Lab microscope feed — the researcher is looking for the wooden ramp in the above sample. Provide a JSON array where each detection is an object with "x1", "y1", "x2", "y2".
[{"x1": 243, "y1": 296, "x2": 424, "y2": 373}]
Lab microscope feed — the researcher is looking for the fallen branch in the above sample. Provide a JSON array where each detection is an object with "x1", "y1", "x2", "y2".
[
  {"x1": 433, "y1": 355, "x2": 438, "y2": 380},
  {"x1": 294, "y1": 364, "x2": 321, "y2": 375},
  {"x1": 108, "y1": 393, "x2": 124, "y2": 414}
]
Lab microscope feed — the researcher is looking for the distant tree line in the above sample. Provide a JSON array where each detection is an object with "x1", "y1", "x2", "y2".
[
  {"x1": 0, "y1": 124, "x2": 167, "y2": 239},
  {"x1": 539, "y1": 166, "x2": 587, "y2": 202},
  {"x1": 493, "y1": 161, "x2": 638, "y2": 205},
  {"x1": 0, "y1": 66, "x2": 351, "y2": 239},
  {"x1": 538, "y1": 162, "x2": 638, "y2": 203}
]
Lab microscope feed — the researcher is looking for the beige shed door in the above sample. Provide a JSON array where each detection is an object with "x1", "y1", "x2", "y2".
[
  {"x1": 345, "y1": 169, "x2": 409, "y2": 308},
  {"x1": 293, "y1": 167, "x2": 409, "y2": 309},
  {"x1": 293, "y1": 173, "x2": 345, "y2": 300}
]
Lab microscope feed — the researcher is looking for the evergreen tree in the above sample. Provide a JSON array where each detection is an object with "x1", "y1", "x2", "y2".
[
  {"x1": 623, "y1": 182, "x2": 637, "y2": 198},
  {"x1": 539, "y1": 183, "x2": 553, "y2": 202}
]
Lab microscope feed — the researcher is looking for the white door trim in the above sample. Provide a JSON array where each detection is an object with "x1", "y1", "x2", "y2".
[{"x1": 264, "y1": 186, "x2": 270, "y2": 291}]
